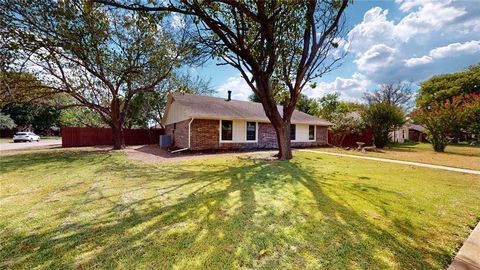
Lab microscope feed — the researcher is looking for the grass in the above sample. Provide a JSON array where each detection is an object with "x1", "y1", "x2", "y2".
[
  {"x1": 1, "y1": 148, "x2": 480, "y2": 269},
  {"x1": 319, "y1": 142, "x2": 480, "y2": 171}
]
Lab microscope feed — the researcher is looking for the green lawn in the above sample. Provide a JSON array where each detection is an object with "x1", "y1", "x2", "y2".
[
  {"x1": 319, "y1": 143, "x2": 480, "y2": 171},
  {"x1": 1, "y1": 149, "x2": 480, "y2": 269}
]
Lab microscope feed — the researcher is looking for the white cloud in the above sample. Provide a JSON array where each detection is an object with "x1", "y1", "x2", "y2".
[
  {"x1": 404, "y1": 40, "x2": 480, "y2": 67},
  {"x1": 216, "y1": 73, "x2": 253, "y2": 101},
  {"x1": 346, "y1": 1, "x2": 480, "y2": 84},
  {"x1": 429, "y1": 40, "x2": 480, "y2": 58},
  {"x1": 354, "y1": 44, "x2": 396, "y2": 72},
  {"x1": 306, "y1": 73, "x2": 371, "y2": 102},
  {"x1": 404, "y1": 55, "x2": 433, "y2": 67}
]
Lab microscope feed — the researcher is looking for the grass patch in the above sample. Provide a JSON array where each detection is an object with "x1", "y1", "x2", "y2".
[
  {"x1": 320, "y1": 143, "x2": 480, "y2": 171},
  {"x1": 1, "y1": 148, "x2": 479, "y2": 269}
]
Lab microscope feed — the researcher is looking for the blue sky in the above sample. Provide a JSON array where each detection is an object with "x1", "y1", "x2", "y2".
[{"x1": 190, "y1": 0, "x2": 480, "y2": 102}]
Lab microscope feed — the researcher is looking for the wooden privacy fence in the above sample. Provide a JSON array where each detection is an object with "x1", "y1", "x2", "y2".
[
  {"x1": 61, "y1": 127, "x2": 164, "y2": 147},
  {"x1": 328, "y1": 129, "x2": 374, "y2": 147}
]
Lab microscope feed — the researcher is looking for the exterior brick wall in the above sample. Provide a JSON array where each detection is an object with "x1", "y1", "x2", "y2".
[
  {"x1": 188, "y1": 119, "x2": 329, "y2": 150},
  {"x1": 190, "y1": 119, "x2": 220, "y2": 150},
  {"x1": 165, "y1": 119, "x2": 190, "y2": 149}
]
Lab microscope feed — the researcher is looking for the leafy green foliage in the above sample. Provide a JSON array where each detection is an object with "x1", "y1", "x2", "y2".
[
  {"x1": 362, "y1": 103, "x2": 405, "y2": 149},
  {"x1": 59, "y1": 107, "x2": 106, "y2": 128},
  {"x1": 313, "y1": 93, "x2": 367, "y2": 146},
  {"x1": 0, "y1": 112, "x2": 15, "y2": 129},
  {"x1": 463, "y1": 93, "x2": 480, "y2": 136},
  {"x1": 1, "y1": 0, "x2": 200, "y2": 148},
  {"x1": 417, "y1": 64, "x2": 480, "y2": 108},
  {"x1": 125, "y1": 75, "x2": 213, "y2": 128},
  {"x1": 413, "y1": 94, "x2": 479, "y2": 152},
  {"x1": 1, "y1": 103, "x2": 61, "y2": 131}
]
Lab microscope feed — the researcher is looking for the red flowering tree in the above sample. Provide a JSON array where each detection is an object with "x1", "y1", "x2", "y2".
[
  {"x1": 412, "y1": 96, "x2": 466, "y2": 152},
  {"x1": 462, "y1": 93, "x2": 480, "y2": 138}
]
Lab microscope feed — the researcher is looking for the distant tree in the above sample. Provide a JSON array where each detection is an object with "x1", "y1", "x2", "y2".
[
  {"x1": 314, "y1": 92, "x2": 366, "y2": 146},
  {"x1": 330, "y1": 112, "x2": 366, "y2": 146},
  {"x1": 413, "y1": 97, "x2": 466, "y2": 152},
  {"x1": 60, "y1": 107, "x2": 106, "y2": 128},
  {"x1": 0, "y1": 112, "x2": 15, "y2": 129},
  {"x1": 463, "y1": 93, "x2": 480, "y2": 137},
  {"x1": 294, "y1": 94, "x2": 319, "y2": 115},
  {"x1": 1, "y1": 0, "x2": 199, "y2": 149},
  {"x1": 96, "y1": 0, "x2": 350, "y2": 160},
  {"x1": 417, "y1": 64, "x2": 480, "y2": 108},
  {"x1": 364, "y1": 82, "x2": 415, "y2": 111},
  {"x1": 125, "y1": 74, "x2": 213, "y2": 129},
  {"x1": 2, "y1": 103, "x2": 61, "y2": 131},
  {"x1": 316, "y1": 92, "x2": 364, "y2": 121},
  {"x1": 317, "y1": 93, "x2": 341, "y2": 121},
  {"x1": 0, "y1": 72, "x2": 53, "y2": 107},
  {"x1": 362, "y1": 103, "x2": 405, "y2": 149}
]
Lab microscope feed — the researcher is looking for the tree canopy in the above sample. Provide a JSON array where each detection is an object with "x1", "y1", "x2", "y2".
[
  {"x1": 95, "y1": 0, "x2": 350, "y2": 159},
  {"x1": 417, "y1": 64, "x2": 480, "y2": 108},
  {"x1": 1, "y1": 0, "x2": 201, "y2": 148}
]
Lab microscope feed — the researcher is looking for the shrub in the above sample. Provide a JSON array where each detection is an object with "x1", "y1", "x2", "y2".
[
  {"x1": 412, "y1": 97, "x2": 465, "y2": 152},
  {"x1": 362, "y1": 103, "x2": 405, "y2": 149}
]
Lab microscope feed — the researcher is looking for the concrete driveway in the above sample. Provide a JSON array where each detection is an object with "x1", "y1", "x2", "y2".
[{"x1": 0, "y1": 139, "x2": 62, "y2": 152}]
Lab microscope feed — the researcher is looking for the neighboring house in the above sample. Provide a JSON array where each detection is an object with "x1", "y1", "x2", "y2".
[
  {"x1": 390, "y1": 123, "x2": 426, "y2": 143},
  {"x1": 161, "y1": 92, "x2": 333, "y2": 151},
  {"x1": 409, "y1": 124, "x2": 427, "y2": 142}
]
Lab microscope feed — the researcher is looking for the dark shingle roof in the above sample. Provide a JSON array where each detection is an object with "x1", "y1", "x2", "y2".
[{"x1": 171, "y1": 93, "x2": 333, "y2": 126}]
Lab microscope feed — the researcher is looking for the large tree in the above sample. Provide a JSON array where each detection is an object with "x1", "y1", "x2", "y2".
[
  {"x1": 364, "y1": 82, "x2": 415, "y2": 111},
  {"x1": 95, "y1": 0, "x2": 349, "y2": 159},
  {"x1": 1, "y1": 0, "x2": 198, "y2": 149},
  {"x1": 417, "y1": 64, "x2": 480, "y2": 108}
]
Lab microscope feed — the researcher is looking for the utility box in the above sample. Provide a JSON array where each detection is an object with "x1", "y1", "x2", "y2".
[{"x1": 159, "y1": 135, "x2": 172, "y2": 148}]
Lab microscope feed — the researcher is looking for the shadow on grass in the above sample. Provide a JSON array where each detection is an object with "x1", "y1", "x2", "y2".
[{"x1": 0, "y1": 150, "x2": 451, "y2": 269}]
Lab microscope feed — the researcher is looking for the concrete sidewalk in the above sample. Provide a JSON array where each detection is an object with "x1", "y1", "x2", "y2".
[
  {"x1": 298, "y1": 149, "x2": 480, "y2": 175},
  {"x1": 448, "y1": 222, "x2": 480, "y2": 270}
]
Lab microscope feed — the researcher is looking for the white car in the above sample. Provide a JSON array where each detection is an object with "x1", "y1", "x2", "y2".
[{"x1": 13, "y1": 132, "x2": 40, "y2": 142}]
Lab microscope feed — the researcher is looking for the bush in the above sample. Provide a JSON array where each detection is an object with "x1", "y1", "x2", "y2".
[
  {"x1": 362, "y1": 103, "x2": 405, "y2": 149},
  {"x1": 412, "y1": 97, "x2": 465, "y2": 152}
]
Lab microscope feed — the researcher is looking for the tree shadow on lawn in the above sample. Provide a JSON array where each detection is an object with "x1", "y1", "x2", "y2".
[{"x1": 0, "y1": 151, "x2": 451, "y2": 269}]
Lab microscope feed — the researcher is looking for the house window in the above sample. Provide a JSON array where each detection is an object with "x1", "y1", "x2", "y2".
[
  {"x1": 246, "y1": 122, "x2": 256, "y2": 141},
  {"x1": 402, "y1": 130, "x2": 405, "y2": 139},
  {"x1": 309, "y1": 125, "x2": 315, "y2": 140},
  {"x1": 290, "y1": 124, "x2": 296, "y2": 141},
  {"x1": 221, "y1": 120, "x2": 233, "y2": 141}
]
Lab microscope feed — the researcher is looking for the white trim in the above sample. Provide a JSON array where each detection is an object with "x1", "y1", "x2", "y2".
[
  {"x1": 219, "y1": 119, "x2": 258, "y2": 143},
  {"x1": 309, "y1": 125, "x2": 316, "y2": 141},
  {"x1": 219, "y1": 119, "x2": 233, "y2": 143},
  {"x1": 291, "y1": 124, "x2": 317, "y2": 143},
  {"x1": 190, "y1": 116, "x2": 333, "y2": 126},
  {"x1": 245, "y1": 121, "x2": 258, "y2": 143},
  {"x1": 188, "y1": 118, "x2": 194, "y2": 148}
]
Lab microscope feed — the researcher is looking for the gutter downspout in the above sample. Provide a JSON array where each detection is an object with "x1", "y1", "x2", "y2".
[{"x1": 170, "y1": 118, "x2": 194, "y2": 154}]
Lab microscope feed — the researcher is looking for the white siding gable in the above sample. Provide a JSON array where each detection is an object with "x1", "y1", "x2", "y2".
[{"x1": 164, "y1": 101, "x2": 189, "y2": 125}]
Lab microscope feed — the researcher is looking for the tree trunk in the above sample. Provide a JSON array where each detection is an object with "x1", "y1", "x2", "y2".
[
  {"x1": 111, "y1": 122, "x2": 125, "y2": 150},
  {"x1": 272, "y1": 118, "x2": 292, "y2": 160},
  {"x1": 110, "y1": 98, "x2": 125, "y2": 150}
]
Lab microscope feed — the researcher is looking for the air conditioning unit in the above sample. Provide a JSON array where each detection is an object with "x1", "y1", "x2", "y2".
[{"x1": 159, "y1": 135, "x2": 172, "y2": 148}]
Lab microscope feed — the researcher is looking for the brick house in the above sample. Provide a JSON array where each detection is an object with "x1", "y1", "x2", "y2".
[{"x1": 162, "y1": 92, "x2": 333, "y2": 151}]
